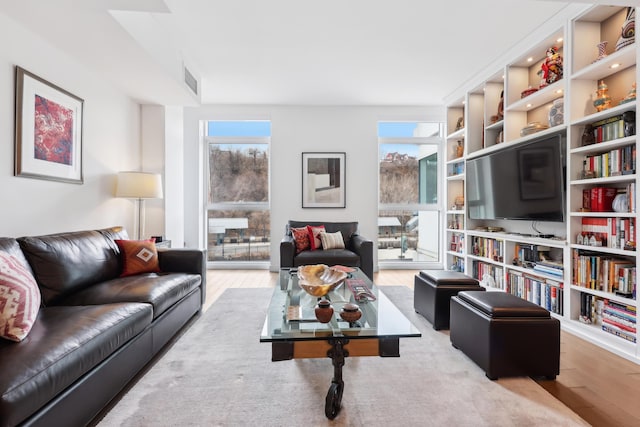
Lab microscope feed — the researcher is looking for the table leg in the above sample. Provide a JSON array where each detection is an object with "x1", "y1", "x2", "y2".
[{"x1": 325, "y1": 338, "x2": 349, "y2": 419}]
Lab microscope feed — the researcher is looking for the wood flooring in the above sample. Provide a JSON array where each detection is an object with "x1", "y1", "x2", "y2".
[{"x1": 206, "y1": 269, "x2": 640, "y2": 427}]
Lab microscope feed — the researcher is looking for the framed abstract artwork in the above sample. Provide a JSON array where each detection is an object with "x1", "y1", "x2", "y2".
[
  {"x1": 14, "y1": 66, "x2": 84, "y2": 184},
  {"x1": 302, "y1": 152, "x2": 346, "y2": 208}
]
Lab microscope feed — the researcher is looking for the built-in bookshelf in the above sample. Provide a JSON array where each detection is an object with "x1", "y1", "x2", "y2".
[{"x1": 443, "y1": 4, "x2": 638, "y2": 363}]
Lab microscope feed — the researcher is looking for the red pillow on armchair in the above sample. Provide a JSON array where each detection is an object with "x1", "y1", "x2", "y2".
[{"x1": 307, "y1": 225, "x2": 326, "y2": 250}]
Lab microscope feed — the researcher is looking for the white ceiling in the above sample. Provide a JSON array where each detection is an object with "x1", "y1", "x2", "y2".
[{"x1": 0, "y1": 0, "x2": 624, "y2": 106}]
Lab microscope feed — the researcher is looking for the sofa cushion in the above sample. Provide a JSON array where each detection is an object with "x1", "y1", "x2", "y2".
[
  {"x1": 319, "y1": 231, "x2": 345, "y2": 250},
  {"x1": 307, "y1": 225, "x2": 326, "y2": 250},
  {"x1": 294, "y1": 249, "x2": 360, "y2": 267},
  {"x1": 17, "y1": 230, "x2": 121, "y2": 305},
  {"x1": 291, "y1": 227, "x2": 311, "y2": 253},
  {"x1": 0, "y1": 303, "x2": 152, "y2": 427},
  {"x1": 288, "y1": 221, "x2": 358, "y2": 248},
  {"x1": 115, "y1": 239, "x2": 161, "y2": 277},
  {"x1": 58, "y1": 273, "x2": 202, "y2": 319},
  {"x1": 0, "y1": 253, "x2": 41, "y2": 342}
]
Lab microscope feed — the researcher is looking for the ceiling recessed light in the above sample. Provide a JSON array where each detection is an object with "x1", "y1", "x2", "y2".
[
  {"x1": 556, "y1": 89, "x2": 563, "y2": 94},
  {"x1": 557, "y1": 37, "x2": 563, "y2": 43},
  {"x1": 526, "y1": 103, "x2": 532, "y2": 108},
  {"x1": 527, "y1": 57, "x2": 533, "y2": 62},
  {"x1": 610, "y1": 63, "x2": 621, "y2": 69}
]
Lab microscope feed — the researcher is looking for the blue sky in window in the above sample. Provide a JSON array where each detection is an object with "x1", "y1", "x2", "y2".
[
  {"x1": 378, "y1": 122, "x2": 417, "y2": 137},
  {"x1": 208, "y1": 121, "x2": 271, "y2": 137}
]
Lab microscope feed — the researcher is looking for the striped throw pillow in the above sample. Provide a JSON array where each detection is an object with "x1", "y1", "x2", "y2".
[{"x1": 319, "y1": 231, "x2": 345, "y2": 250}]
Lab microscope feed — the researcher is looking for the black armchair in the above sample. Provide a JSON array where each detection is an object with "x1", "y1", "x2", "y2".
[{"x1": 280, "y1": 220, "x2": 373, "y2": 280}]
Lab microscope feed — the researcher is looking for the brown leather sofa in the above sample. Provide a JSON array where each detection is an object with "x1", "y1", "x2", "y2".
[
  {"x1": 0, "y1": 227, "x2": 206, "y2": 427},
  {"x1": 280, "y1": 220, "x2": 373, "y2": 279}
]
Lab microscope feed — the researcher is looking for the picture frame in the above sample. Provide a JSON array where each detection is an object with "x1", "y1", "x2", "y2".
[
  {"x1": 14, "y1": 66, "x2": 84, "y2": 184},
  {"x1": 302, "y1": 152, "x2": 345, "y2": 208}
]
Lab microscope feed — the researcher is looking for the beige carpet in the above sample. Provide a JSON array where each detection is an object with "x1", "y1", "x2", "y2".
[{"x1": 97, "y1": 287, "x2": 589, "y2": 426}]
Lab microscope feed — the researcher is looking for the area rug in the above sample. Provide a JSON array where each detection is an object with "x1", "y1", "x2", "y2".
[{"x1": 96, "y1": 287, "x2": 588, "y2": 426}]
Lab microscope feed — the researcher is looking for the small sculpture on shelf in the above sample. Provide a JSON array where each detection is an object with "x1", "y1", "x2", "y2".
[
  {"x1": 490, "y1": 90, "x2": 504, "y2": 124},
  {"x1": 593, "y1": 80, "x2": 612, "y2": 112},
  {"x1": 581, "y1": 124, "x2": 595, "y2": 146},
  {"x1": 619, "y1": 82, "x2": 636, "y2": 105},
  {"x1": 615, "y1": 7, "x2": 635, "y2": 51},
  {"x1": 455, "y1": 140, "x2": 464, "y2": 158},
  {"x1": 594, "y1": 41, "x2": 608, "y2": 62},
  {"x1": 548, "y1": 98, "x2": 564, "y2": 127},
  {"x1": 623, "y1": 111, "x2": 636, "y2": 137},
  {"x1": 540, "y1": 45, "x2": 563, "y2": 87}
]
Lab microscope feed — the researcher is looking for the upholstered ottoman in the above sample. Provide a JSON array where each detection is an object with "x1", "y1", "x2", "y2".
[
  {"x1": 450, "y1": 291, "x2": 560, "y2": 380},
  {"x1": 414, "y1": 270, "x2": 485, "y2": 330}
]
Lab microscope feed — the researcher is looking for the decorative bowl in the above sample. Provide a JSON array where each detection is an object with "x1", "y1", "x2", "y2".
[
  {"x1": 520, "y1": 121, "x2": 549, "y2": 137},
  {"x1": 298, "y1": 264, "x2": 348, "y2": 297}
]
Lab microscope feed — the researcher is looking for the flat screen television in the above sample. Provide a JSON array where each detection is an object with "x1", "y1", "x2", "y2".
[{"x1": 466, "y1": 134, "x2": 566, "y2": 222}]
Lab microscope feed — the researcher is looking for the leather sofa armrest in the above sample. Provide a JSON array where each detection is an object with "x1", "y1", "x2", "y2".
[
  {"x1": 158, "y1": 249, "x2": 207, "y2": 304},
  {"x1": 351, "y1": 234, "x2": 373, "y2": 280},
  {"x1": 280, "y1": 236, "x2": 296, "y2": 269}
]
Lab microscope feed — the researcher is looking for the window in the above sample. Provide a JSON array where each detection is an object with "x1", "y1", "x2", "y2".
[
  {"x1": 378, "y1": 122, "x2": 443, "y2": 266},
  {"x1": 205, "y1": 121, "x2": 270, "y2": 264}
]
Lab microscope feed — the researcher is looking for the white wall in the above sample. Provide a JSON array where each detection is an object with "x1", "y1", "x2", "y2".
[
  {"x1": 183, "y1": 105, "x2": 444, "y2": 270},
  {"x1": 0, "y1": 12, "x2": 141, "y2": 237}
]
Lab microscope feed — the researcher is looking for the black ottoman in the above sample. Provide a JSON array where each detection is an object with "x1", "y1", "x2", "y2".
[
  {"x1": 414, "y1": 270, "x2": 485, "y2": 330},
  {"x1": 450, "y1": 291, "x2": 560, "y2": 380}
]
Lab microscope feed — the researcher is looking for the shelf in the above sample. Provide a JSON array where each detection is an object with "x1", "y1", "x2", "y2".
[
  {"x1": 570, "y1": 211, "x2": 636, "y2": 218},
  {"x1": 446, "y1": 128, "x2": 465, "y2": 140},
  {"x1": 485, "y1": 120, "x2": 504, "y2": 131},
  {"x1": 570, "y1": 101, "x2": 637, "y2": 126},
  {"x1": 467, "y1": 230, "x2": 567, "y2": 248},
  {"x1": 446, "y1": 174, "x2": 464, "y2": 181},
  {"x1": 562, "y1": 319, "x2": 637, "y2": 357},
  {"x1": 570, "y1": 284, "x2": 637, "y2": 307},
  {"x1": 570, "y1": 243, "x2": 636, "y2": 257},
  {"x1": 446, "y1": 228, "x2": 465, "y2": 234},
  {"x1": 466, "y1": 126, "x2": 566, "y2": 159},
  {"x1": 570, "y1": 174, "x2": 637, "y2": 186},
  {"x1": 572, "y1": 44, "x2": 637, "y2": 81},
  {"x1": 467, "y1": 254, "x2": 503, "y2": 267},
  {"x1": 446, "y1": 209, "x2": 465, "y2": 215},
  {"x1": 446, "y1": 157, "x2": 464, "y2": 165},
  {"x1": 507, "y1": 80, "x2": 565, "y2": 112},
  {"x1": 570, "y1": 135, "x2": 636, "y2": 155}
]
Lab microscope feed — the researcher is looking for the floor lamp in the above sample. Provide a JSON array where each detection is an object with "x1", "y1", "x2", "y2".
[{"x1": 115, "y1": 171, "x2": 163, "y2": 240}]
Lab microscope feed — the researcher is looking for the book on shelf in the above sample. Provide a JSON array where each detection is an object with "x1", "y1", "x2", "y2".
[
  {"x1": 572, "y1": 249, "x2": 636, "y2": 294},
  {"x1": 582, "y1": 144, "x2": 635, "y2": 178},
  {"x1": 506, "y1": 270, "x2": 563, "y2": 315},
  {"x1": 578, "y1": 217, "x2": 636, "y2": 250},
  {"x1": 590, "y1": 114, "x2": 627, "y2": 144}
]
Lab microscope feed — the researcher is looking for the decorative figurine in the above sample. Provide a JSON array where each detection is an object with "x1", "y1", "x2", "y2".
[
  {"x1": 548, "y1": 98, "x2": 564, "y2": 127},
  {"x1": 615, "y1": 7, "x2": 635, "y2": 51},
  {"x1": 581, "y1": 124, "x2": 595, "y2": 146},
  {"x1": 593, "y1": 80, "x2": 612, "y2": 112},
  {"x1": 623, "y1": 111, "x2": 636, "y2": 137},
  {"x1": 497, "y1": 90, "x2": 504, "y2": 120},
  {"x1": 541, "y1": 45, "x2": 563, "y2": 86},
  {"x1": 455, "y1": 116, "x2": 464, "y2": 131},
  {"x1": 619, "y1": 82, "x2": 636, "y2": 105},
  {"x1": 455, "y1": 140, "x2": 464, "y2": 158},
  {"x1": 594, "y1": 41, "x2": 608, "y2": 62}
]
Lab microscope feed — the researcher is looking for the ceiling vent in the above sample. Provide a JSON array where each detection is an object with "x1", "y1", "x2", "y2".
[{"x1": 184, "y1": 66, "x2": 198, "y2": 96}]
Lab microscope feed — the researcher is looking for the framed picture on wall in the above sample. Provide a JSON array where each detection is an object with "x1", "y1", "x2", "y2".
[
  {"x1": 302, "y1": 152, "x2": 346, "y2": 208},
  {"x1": 14, "y1": 66, "x2": 84, "y2": 184}
]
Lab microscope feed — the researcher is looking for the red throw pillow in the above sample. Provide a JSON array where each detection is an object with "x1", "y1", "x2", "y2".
[
  {"x1": 115, "y1": 239, "x2": 160, "y2": 277},
  {"x1": 291, "y1": 227, "x2": 311, "y2": 253},
  {"x1": 0, "y1": 252, "x2": 41, "y2": 342},
  {"x1": 307, "y1": 225, "x2": 326, "y2": 250}
]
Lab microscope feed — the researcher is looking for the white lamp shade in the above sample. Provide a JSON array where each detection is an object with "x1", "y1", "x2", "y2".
[{"x1": 116, "y1": 171, "x2": 163, "y2": 199}]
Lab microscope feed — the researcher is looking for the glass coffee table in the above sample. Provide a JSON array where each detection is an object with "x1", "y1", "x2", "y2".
[{"x1": 260, "y1": 267, "x2": 421, "y2": 419}]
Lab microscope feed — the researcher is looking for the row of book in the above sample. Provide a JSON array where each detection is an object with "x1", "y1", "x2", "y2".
[
  {"x1": 471, "y1": 236, "x2": 504, "y2": 261},
  {"x1": 579, "y1": 292, "x2": 636, "y2": 343},
  {"x1": 588, "y1": 113, "x2": 632, "y2": 144},
  {"x1": 506, "y1": 271, "x2": 563, "y2": 315},
  {"x1": 581, "y1": 187, "x2": 617, "y2": 212},
  {"x1": 581, "y1": 144, "x2": 635, "y2": 178},
  {"x1": 532, "y1": 261, "x2": 564, "y2": 278},
  {"x1": 471, "y1": 261, "x2": 504, "y2": 290},
  {"x1": 572, "y1": 249, "x2": 637, "y2": 297},
  {"x1": 577, "y1": 217, "x2": 636, "y2": 250},
  {"x1": 449, "y1": 255, "x2": 465, "y2": 273}
]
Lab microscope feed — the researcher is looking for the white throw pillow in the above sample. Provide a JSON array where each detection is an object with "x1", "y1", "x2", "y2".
[{"x1": 319, "y1": 231, "x2": 345, "y2": 250}]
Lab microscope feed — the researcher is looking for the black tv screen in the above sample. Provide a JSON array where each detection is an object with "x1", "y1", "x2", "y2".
[{"x1": 466, "y1": 134, "x2": 566, "y2": 222}]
